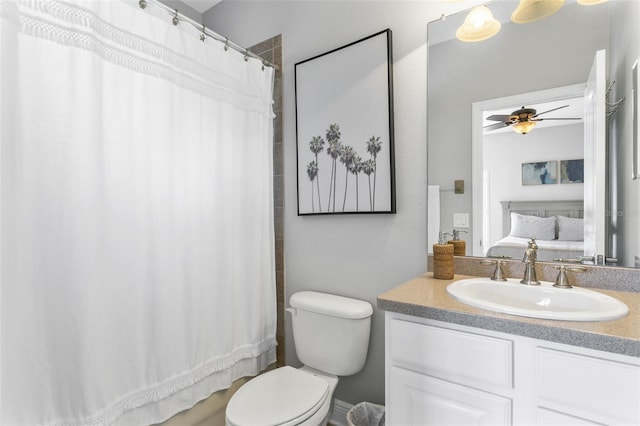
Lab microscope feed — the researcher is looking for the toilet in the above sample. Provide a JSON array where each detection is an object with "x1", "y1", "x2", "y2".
[{"x1": 225, "y1": 291, "x2": 373, "y2": 426}]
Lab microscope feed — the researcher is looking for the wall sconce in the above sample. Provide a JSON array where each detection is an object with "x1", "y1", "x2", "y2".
[
  {"x1": 456, "y1": 5, "x2": 501, "y2": 42},
  {"x1": 511, "y1": 0, "x2": 564, "y2": 24}
]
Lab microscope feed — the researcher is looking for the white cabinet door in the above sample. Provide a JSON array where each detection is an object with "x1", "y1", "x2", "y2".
[
  {"x1": 385, "y1": 313, "x2": 640, "y2": 426},
  {"x1": 536, "y1": 347, "x2": 640, "y2": 425},
  {"x1": 388, "y1": 317, "x2": 513, "y2": 391},
  {"x1": 388, "y1": 365, "x2": 511, "y2": 426}
]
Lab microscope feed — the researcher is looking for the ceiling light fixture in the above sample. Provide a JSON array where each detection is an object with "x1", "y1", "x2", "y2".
[
  {"x1": 456, "y1": 5, "x2": 501, "y2": 42},
  {"x1": 512, "y1": 120, "x2": 537, "y2": 135},
  {"x1": 511, "y1": 0, "x2": 564, "y2": 24}
]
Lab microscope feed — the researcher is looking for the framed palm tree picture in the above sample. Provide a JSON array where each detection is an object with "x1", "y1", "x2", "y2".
[{"x1": 295, "y1": 29, "x2": 396, "y2": 215}]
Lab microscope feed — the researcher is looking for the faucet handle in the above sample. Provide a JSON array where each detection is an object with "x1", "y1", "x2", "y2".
[
  {"x1": 480, "y1": 259, "x2": 507, "y2": 281},
  {"x1": 552, "y1": 264, "x2": 587, "y2": 289}
]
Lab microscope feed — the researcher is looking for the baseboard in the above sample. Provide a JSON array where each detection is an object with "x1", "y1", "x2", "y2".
[{"x1": 329, "y1": 399, "x2": 353, "y2": 426}]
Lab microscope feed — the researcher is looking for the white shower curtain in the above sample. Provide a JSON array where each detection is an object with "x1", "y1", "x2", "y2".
[{"x1": 0, "y1": 1, "x2": 276, "y2": 424}]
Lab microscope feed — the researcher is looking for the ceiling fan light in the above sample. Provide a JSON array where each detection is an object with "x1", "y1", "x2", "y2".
[
  {"x1": 511, "y1": 0, "x2": 564, "y2": 24},
  {"x1": 456, "y1": 6, "x2": 501, "y2": 42},
  {"x1": 512, "y1": 121, "x2": 537, "y2": 135}
]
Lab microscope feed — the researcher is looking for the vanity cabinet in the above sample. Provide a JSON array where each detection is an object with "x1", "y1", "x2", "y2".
[{"x1": 385, "y1": 312, "x2": 640, "y2": 425}]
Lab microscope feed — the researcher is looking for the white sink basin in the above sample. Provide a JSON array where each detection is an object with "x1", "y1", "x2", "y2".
[{"x1": 447, "y1": 278, "x2": 629, "y2": 322}]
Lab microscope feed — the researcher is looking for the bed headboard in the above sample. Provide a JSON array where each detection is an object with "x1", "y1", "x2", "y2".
[{"x1": 501, "y1": 200, "x2": 584, "y2": 237}]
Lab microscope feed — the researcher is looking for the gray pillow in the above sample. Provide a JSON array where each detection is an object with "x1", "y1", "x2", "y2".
[
  {"x1": 510, "y1": 213, "x2": 556, "y2": 240},
  {"x1": 557, "y1": 216, "x2": 584, "y2": 241}
]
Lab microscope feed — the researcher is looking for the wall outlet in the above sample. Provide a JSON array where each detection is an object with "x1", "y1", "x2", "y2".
[{"x1": 453, "y1": 213, "x2": 469, "y2": 228}]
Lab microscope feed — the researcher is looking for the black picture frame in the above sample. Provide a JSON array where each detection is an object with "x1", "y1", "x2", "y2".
[{"x1": 294, "y1": 29, "x2": 396, "y2": 215}]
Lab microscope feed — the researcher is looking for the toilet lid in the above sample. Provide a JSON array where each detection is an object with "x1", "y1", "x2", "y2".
[{"x1": 226, "y1": 366, "x2": 329, "y2": 426}]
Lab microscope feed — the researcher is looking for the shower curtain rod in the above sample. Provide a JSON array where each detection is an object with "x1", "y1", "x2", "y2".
[{"x1": 138, "y1": 0, "x2": 279, "y2": 71}]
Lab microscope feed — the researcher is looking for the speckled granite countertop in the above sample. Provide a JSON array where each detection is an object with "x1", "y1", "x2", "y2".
[{"x1": 377, "y1": 273, "x2": 640, "y2": 357}]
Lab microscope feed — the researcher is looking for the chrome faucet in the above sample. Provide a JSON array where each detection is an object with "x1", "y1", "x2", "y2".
[{"x1": 520, "y1": 238, "x2": 540, "y2": 286}]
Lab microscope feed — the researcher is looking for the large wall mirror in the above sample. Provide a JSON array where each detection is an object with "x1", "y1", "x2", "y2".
[{"x1": 427, "y1": 0, "x2": 640, "y2": 268}]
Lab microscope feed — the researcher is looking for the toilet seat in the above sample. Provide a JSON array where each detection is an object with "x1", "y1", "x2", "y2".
[{"x1": 225, "y1": 366, "x2": 330, "y2": 426}]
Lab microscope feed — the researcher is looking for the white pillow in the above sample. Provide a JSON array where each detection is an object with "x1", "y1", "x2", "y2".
[
  {"x1": 510, "y1": 213, "x2": 556, "y2": 240},
  {"x1": 557, "y1": 216, "x2": 584, "y2": 241}
]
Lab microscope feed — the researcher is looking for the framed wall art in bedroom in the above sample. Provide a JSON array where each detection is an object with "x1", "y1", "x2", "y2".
[{"x1": 522, "y1": 160, "x2": 557, "y2": 185}]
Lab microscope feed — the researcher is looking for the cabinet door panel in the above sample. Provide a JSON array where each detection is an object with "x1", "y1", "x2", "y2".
[
  {"x1": 536, "y1": 347, "x2": 640, "y2": 424},
  {"x1": 389, "y1": 318, "x2": 513, "y2": 390},
  {"x1": 388, "y1": 366, "x2": 511, "y2": 426}
]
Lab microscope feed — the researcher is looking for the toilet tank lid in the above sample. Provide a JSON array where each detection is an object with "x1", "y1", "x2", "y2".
[{"x1": 290, "y1": 291, "x2": 373, "y2": 319}]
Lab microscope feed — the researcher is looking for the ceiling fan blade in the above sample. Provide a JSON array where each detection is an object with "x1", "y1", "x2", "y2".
[
  {"x1": 532, "y1": 104, "x2": 569, "y2": 117},
  {"x1": 484, "y1": 122, "x2": 511, "y2": 131},
  {"x1": 535, "y1": 117, "x2": 582, "y2": 121},
  {"x1": 486, "y1": 114, "x2": 512, "y2": 122}
]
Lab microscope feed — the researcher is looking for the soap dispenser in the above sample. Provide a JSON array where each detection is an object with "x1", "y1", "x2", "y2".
[
  {"x1": 433, "y1": 232, "x2": 454, "y2": 280},
  {"x1": 447, "y1": 229, "x2": 467, "y2": 256}
]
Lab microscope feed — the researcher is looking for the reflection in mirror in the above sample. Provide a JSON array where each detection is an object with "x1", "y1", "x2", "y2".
[
  {"x1": 427, "y1": 0, "x2": 640, "y2": 268},
  {"x1": 473, "y1": 84, "x2": 590, "y2": 263}
]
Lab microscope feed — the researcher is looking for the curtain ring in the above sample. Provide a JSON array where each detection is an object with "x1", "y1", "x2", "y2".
[
  {"x1": 224, "y1": 38, "x2": 229, "y2": 52},
  {"x1": 172, "y1": 9, "x2": 179, "y2": 26},
  {"x1": 200, "y1": 25, "x2": 206, "y2": 42},
  {"x1": 244, "y1": 50, "x2": 249, "y2": 62},
  {"x1": 139, "y1": 0, "x2": 147, "y2": 9}
]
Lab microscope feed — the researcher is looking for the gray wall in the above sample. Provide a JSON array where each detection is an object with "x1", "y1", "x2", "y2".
[{"x1": 203, "y1": 0, "x2": 474, "y2": 406}]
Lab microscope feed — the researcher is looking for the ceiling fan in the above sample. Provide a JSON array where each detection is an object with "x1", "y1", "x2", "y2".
[{"x1": 484, "y1": 105, "x2": 581, "y2": 135}]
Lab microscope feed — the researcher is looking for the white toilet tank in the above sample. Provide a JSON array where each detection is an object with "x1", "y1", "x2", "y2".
[{"x1": 289, "y1": 291, "x2": 373, "y2": 376}]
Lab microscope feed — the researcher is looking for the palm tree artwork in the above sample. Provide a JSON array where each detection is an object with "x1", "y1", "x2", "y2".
[
  {"x1": 305, "y1": 122, "x2": 383, "y2": 213},
  {"x1": 308, "y1": 136, "x2": 325, "y2": 212},
  {"x1": 325, "y1": 124, "x2": 342, "y2": 212},
  {"x1": 361, "y1": 159, "x2": 375, "y2": 211},
  {"x1": 348, "y1": 155, "x2": 363, "y2": 211},
  {"x1": 366, "y1": 136, "x2": 382, "y2": 210},
  {"x1": 306, "y1": 160, "x2": 319, "y2": 212},
  {"x1": 339, "y1": 145, "x2": 356, "y2": 211}
]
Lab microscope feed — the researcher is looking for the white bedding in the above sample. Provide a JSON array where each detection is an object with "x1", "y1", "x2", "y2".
[{"x1": 486, "y1": 236, "x2": 584, "y2": 262}]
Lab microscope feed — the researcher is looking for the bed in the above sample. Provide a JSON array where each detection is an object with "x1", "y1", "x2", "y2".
[{"x1": 485, "y1": 200, "x2": 585, "y2": 262}]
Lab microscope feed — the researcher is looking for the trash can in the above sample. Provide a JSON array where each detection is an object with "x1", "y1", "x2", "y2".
[{"x1": 346, "y1": 402, "x2": 385, "y2": 426}]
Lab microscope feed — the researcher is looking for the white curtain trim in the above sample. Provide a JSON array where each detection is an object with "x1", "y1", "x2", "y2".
[
  {"x1": 55, "y1": 339, "x2": 276, "y2": 426},
  {"x1": 0, "y1": 0, "x2": 273, "y2": 115}
]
